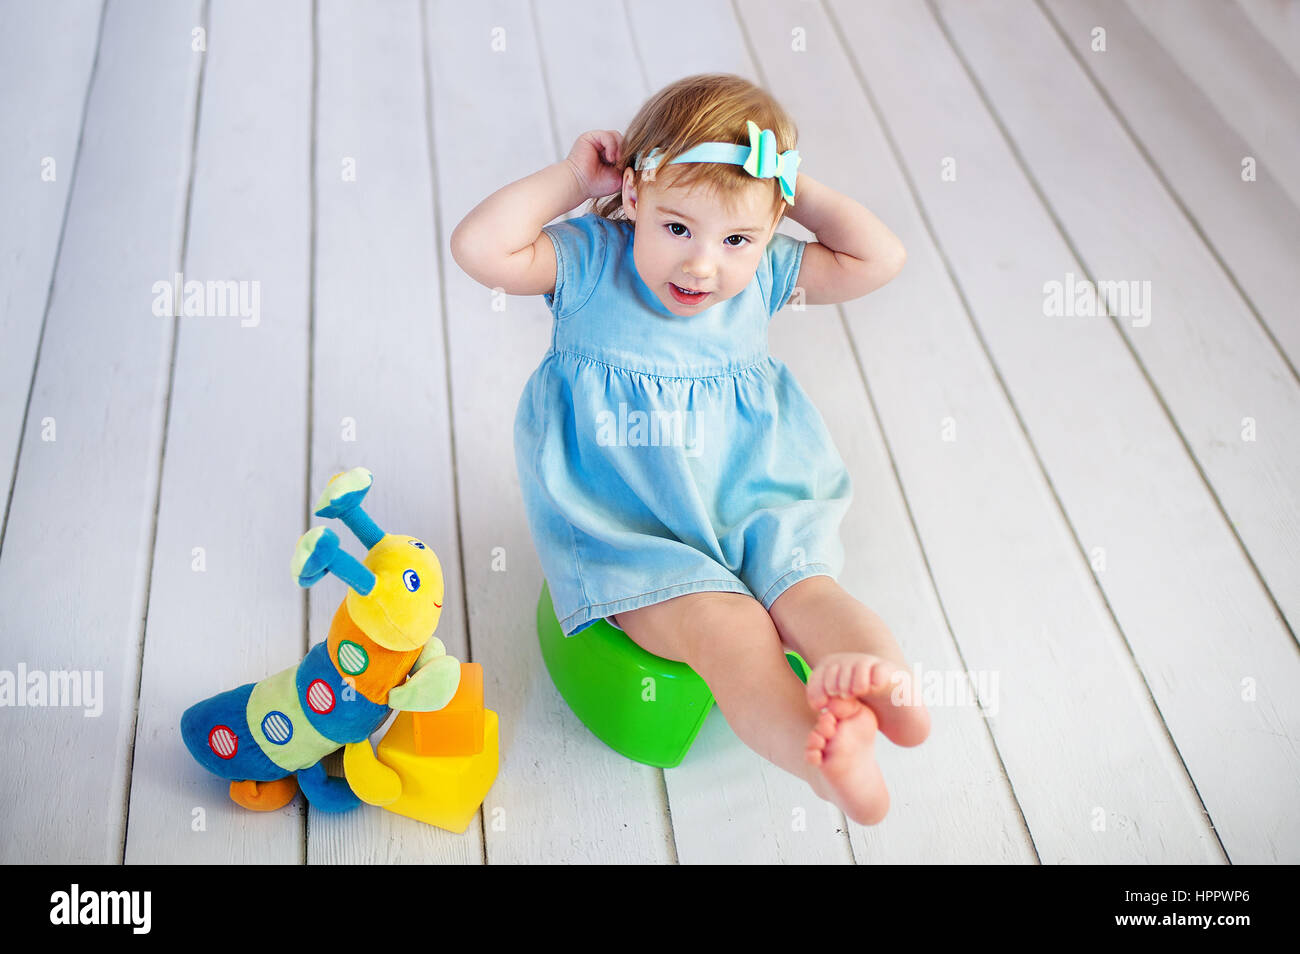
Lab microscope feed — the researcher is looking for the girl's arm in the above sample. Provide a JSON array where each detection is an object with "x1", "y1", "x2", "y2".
[
  {"x1": 450, "y1": 131, "x2": 623, "y2": 296},
  {"x1": 782, "y1": 172, "x2": 907, "y2": 306}
]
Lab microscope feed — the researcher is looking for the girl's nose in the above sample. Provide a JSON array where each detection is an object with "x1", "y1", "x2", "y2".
[{"x1": 683, "y1": 257, "x2": 715, "y2": 280}]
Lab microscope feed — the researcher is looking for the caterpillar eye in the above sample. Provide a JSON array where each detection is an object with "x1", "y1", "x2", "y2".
[
  {"x1": 403, "y1": 569, "x2": 420, "y2": 592},
  {"x1": 408, "y1": 540, "x2": 426, "y2": 549}
]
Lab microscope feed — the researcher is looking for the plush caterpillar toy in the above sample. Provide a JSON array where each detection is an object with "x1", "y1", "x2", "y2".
[{"x1": 180, "y1": 467, "x2": 461, "y2": 812}]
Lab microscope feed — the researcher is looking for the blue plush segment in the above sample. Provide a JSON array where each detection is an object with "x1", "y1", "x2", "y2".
[
  {"x1": 297, "y1": 528, "x2": 340, "y2": 587},
  {"x1": 341, "y1": 507, "x2": 385, "y2": 551},
  {"x1": 295, "y1": 640, "x2": 390, "y2": 743},
  {"x1": 329, "y1": 547, "x2": 377, "y2": 596},
  {"x1": 296, "y1": 761, "x2": 361, "y2": 812},
  {"x1": 314, "y1": 486, "x2": 368, "y2": 519},
  {"x1": 181, "y1": 682, "x2": 288, "y2": 782},
  {"x1": 315, "y1": 481, "x2": 385, "y2": 550}
]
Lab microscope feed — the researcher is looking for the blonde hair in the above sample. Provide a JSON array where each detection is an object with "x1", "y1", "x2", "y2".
[{"x1": 591, "y1": 73, "x2": 797, "y2": 230}]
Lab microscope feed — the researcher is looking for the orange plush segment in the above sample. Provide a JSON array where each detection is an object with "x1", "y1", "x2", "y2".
[
  {"x1": 326, "y1": 600, "x2": 422, "y2": 705},
  {"x1": 411, "y1": 662, "x2": 484, "y2": 756},
  {"x1": 229, "y1": 777, "x2": 298, "y2": 811}
]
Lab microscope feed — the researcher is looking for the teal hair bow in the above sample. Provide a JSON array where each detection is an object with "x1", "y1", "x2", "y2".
[{"x1": 634, "y1": 120, "x2": 801, "y2": 205}]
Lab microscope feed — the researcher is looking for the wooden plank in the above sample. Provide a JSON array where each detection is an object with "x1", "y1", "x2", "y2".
[
  {"x1": 1129, "y1": 0, "x2": 1300, "y2": 210},
  {"x1": 850, "y1": 0, "x2": 1299, "y2": 863},
  {"x1": 1237, "y1": 0, "x2": 1300, "y2": 74},
  {"x1": 0, "y1": 0, "x2": 203, "y2": 864},
  {"x1": 936, "y1": 0, "x2": 1300, "y2": 643},
  {"x1": 1041, "y1": 0, "x2": 1300, "y2": 371},
  {"x1": 738, "y1": 0, "x2": 1224, "y2": 862},
  {"x1": 125, "y1": 0, "x2": 311, "y2": 864},
  {"x1": 306, "y1": 0, "x2": 477, "y2": 863},
  {"x1": 0, "y1": 0, "x2": 101, "y2": 549},
  {"x1": 624, "y1": 0, "x2": 1031, "y2": 863},
  {"x1": 428, "y1": 0, "x2": 674, "y2": 863}
]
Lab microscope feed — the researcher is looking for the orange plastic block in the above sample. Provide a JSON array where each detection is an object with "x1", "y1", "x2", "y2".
[{"x1": 411, "y1": 662, "x2": 484, "y2": 756}]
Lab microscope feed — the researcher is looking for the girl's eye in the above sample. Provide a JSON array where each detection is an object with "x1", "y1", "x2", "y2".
[{"x1": 664, "y1": 223, "x2": 747, "y2": 246}]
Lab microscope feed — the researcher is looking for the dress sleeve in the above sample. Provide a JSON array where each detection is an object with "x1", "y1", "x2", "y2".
[
  {"x1": 540, "y1": 213, "x2": 609, "y2": 319},
  {"x1": 758, "y1": 230, "x2": 807, "y2": 317}
]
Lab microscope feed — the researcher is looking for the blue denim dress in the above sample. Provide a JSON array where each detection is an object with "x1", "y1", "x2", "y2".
[{"x1": 514, "y1": 212, "x2": 853, "y2": 637}]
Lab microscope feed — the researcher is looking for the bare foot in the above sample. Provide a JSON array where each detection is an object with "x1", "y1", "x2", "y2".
[
  {"x1": 805, "y1": 695, "x2": 890, "y2": 825},
  {"x1": 806, "y1": 652, "x2": 931, "y2": 747}
]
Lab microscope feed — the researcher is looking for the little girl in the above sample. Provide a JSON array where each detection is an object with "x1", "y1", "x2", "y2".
[{"x1": 452, "y1": 73, "x2": 930, "y2": 826}]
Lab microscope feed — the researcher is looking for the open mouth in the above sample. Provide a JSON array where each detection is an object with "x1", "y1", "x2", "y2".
[{"x1": 669, "y1": 282, "x2": 710, "y2": 304}]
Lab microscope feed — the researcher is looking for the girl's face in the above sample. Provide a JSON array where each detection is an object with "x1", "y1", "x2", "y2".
[{"x1": 622, "y1": 167, "x2": 779, "y2": 317}]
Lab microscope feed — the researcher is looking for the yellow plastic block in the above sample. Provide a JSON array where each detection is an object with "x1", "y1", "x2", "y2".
[
  {"x1": 375, "y1": 707, "x2": 499, "y2": 833},
  {"x1": 412, "y1": 662, "x2": 484, "y2": 756}
]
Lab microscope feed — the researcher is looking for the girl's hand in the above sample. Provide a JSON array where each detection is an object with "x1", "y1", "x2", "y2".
[{"x1": 566, "y1": 130, "x2": 624, "y2": 200}]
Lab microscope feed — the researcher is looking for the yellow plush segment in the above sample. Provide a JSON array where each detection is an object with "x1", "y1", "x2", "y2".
[
  {"x1": 347, "y1": 535, "x2": 444, "y2": 651},
  {"x1": 342, "y1": 741, "x2": 401, "y2": 806},
  {"x1": 326, "y1": 600, "x2": 421, "y2": 704},
  {"x1": 315, "y1": 466, "x2": 373, "y2": 513},
  {"x1": 375, "y1": 709, "x2": 499, "y2": 834}
]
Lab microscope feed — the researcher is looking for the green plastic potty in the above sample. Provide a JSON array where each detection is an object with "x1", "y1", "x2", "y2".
[{"x1": 537, "y1": 581, "x2": 811, "y2": 768}]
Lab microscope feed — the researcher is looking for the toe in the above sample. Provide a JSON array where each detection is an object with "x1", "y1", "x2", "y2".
[
  {"x1": 806, "y1": 673, "x2": 831, "y2": 711},
  {"x1": 806, "y1": 723, "x2": 830, "y2": 763},
  {"x1": 839, "y1": 662, "x2": 859, "y2": 696},
  {"x1": 850, "y1": 660, "x2": 874, "y2": 696},
  {"x1": 871, "y1": 659, "x2": 897, "y2": 693},
  {"x1": 825, "y1": 695, "x2": 864, "y2": 721}
]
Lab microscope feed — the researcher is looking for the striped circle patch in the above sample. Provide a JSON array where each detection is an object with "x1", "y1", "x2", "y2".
[
  {"x1": 337, "y1": 640, "x2": 368, "y2": 675},
  {"x1": 208, "y1": 725, "x2": 238, "y2": 759},
  {"x1": 306, "y1": 679, "x2": 335, "y2": 714},
  {"x1": 262, "y1": 711, "x2": 293, "y2": 745}
]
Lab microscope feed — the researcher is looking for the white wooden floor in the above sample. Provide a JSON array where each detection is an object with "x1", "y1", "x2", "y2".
[{"x1": 1, "y1": 0, "x2": 1297, "y2": 865}]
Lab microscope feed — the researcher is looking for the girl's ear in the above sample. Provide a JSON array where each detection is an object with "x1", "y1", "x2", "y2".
[{"x1": 621, "y1": 166, "x2": 640, "y2": 222}]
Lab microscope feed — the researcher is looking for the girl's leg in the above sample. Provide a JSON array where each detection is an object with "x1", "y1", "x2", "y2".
[
  {"x1": 614, "y1": 591, "x2": 890, "y2": 824},
  {"x1": 768, "y1": 575, "x2": 931, "y2": 748}
]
